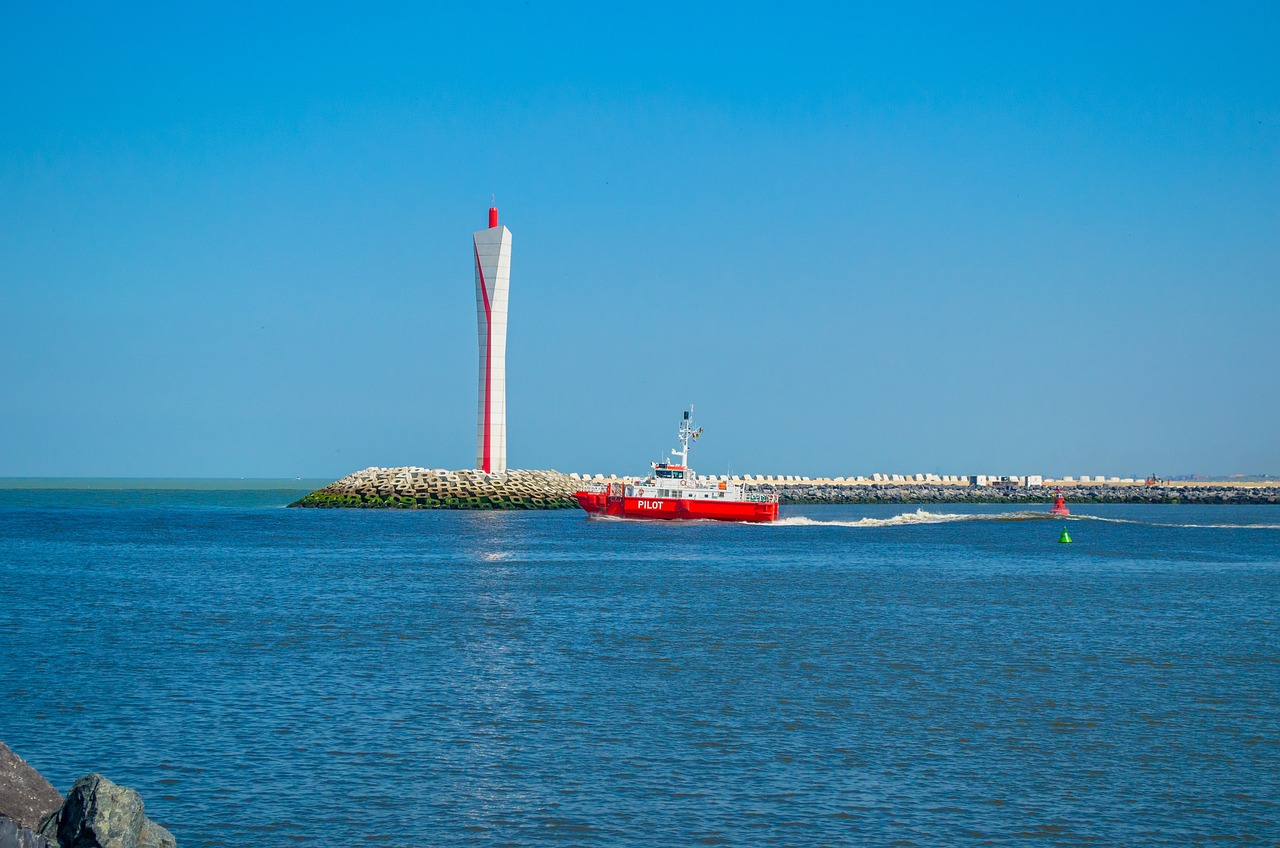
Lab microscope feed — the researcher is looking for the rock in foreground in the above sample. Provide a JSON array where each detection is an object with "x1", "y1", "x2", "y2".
[
  {"x1": 0, "y1": 743, "x2": 62, "y2": 831},
  {"x1": 38, "y1": 775, "x2": 174, "y2": 848},
  {"x1": 0, "y1": 817, "x2": 55, "y2": 848},
  {"x1": 290, "y1": 467, "x2": 582, "y2": 509}
]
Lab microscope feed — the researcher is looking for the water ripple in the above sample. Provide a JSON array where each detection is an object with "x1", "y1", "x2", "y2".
[{"x1": 1, "y1": 499, "x2": 1278, "y2": 845}]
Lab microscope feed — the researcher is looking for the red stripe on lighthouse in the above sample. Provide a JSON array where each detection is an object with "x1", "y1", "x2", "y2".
[{"x1": 473, "y1": 238, "x2": 492, "y2": 473}]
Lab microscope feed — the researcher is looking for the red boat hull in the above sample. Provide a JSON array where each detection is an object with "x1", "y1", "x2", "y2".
[{"x1": 575, "y1": 491, "x2": 778, "y2": 523}]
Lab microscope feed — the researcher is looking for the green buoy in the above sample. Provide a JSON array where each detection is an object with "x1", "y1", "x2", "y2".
[{"x1": 1058, "y1": 526, "x2": 1072, "y2": 544}]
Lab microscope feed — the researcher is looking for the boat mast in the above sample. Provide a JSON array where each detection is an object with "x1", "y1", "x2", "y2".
[{"x1": 673, "y1": 405, "x2": 694, "y2": 473}]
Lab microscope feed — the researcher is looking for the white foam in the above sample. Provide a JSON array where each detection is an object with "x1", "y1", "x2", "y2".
[
  {"x1": 766, "y1": 509, "x2": 1014, "y2": 528},
  {"x1": 763, "y1": 509, "x2": 1280, "y2": 530},
  {"x1": 1074, "y1": 515, "x2": 1280, "y2": 530}
]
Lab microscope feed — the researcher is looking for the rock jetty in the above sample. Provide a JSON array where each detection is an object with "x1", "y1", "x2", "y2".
[
  {"x1": 290, "y1": 469, "x2": 1280, "y2": 510},
  {"x1": 0, "y1": 743, "x2": 174, "y2": 848},
  {"x1": 763, "y1": 482, "x2": 1280, "y2": 505},
  {"x1": 39, "y1": 776, "x2": 175, "y2": 848},
  {"x1": 289, "y1": 467, "x2": 583, "y2": 509}
]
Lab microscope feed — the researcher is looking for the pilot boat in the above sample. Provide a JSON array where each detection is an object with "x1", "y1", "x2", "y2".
[{"x1": 574, "y1": 406, "x2": 779, "y2": 522}]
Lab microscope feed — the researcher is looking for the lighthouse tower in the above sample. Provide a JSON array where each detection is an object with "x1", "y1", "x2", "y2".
[{"x1": 472, "y1": 206, "x2": 511, "y2": 473}]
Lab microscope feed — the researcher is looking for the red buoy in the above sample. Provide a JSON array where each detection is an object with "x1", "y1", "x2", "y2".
[
  {"x1": 1050, "y1": 487, "x2": 1070, "y2": 515},
  {"x1": 488, "y1": 206, "x2": 499, "y2": 229}
]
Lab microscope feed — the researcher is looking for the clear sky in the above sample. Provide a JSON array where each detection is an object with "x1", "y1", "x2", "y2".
[{"x1": 2, "y1": 2, "x2": 1277, "y2": 479}]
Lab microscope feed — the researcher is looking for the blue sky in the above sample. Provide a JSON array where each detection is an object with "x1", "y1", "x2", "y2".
[{"x1": 2, "y1": 2, "x2": 1277, "y2": 478}]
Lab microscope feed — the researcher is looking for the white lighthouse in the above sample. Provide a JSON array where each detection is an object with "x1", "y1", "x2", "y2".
[{"x1": 472, "y1": 206, "x2": 511, "y2": 474}]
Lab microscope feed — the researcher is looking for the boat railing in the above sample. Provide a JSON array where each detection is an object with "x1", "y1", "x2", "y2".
[
  {"x1": 577, "y1": 479, "x2": 776, "y2": 503},
  {"x1": 577, "y1": 480, "x2": 632, "y2": 495}
]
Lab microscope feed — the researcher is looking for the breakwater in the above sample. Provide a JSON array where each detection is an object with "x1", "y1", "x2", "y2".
[
  {"x1": 289, "y1": 467, "x2": 582, "y2": 509},
  {"x1": 764, "y1": 482, "x2": 1280, "y2": 505},
  {"x1": 291, "y1": 468, "x2": 1280, "y2": 509}
]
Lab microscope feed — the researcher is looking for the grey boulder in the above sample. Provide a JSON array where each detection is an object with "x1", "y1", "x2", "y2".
[
  {"x1": 38, "y1": 775, "x2": 174, "y2": 848},
  {"x1": 0, "y1": 815, "x2": 56, "y2": 848}
]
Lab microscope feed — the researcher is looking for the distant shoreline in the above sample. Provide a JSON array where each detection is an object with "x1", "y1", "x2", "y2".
[
  {"x1": 766, "y1": 482, "x2": 1280, "y2": 506},
  {"x1": 3, "y1": 477, "x2": 1277, "y2": 506},
  {"x1": 0, "y1": 477, "x2": 330, "y2": 491}
]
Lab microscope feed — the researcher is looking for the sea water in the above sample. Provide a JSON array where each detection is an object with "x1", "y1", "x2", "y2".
[{"x1": 1, "y1": 486, "x2": 1277, "y2": 846}]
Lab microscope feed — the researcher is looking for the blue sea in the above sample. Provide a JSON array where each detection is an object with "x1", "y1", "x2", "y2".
[{"x1": 2, "y1": 484, "x2": 1277, "y2": 846}]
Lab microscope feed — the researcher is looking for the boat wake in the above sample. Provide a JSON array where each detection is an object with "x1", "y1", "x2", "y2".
[
  {"x1": 1071, "y1": 515, "x2": 1280, "y2": 530},
  {"x1": 766, "y1": 509, "x2": 1280, "y2": 530},
  {"x1": 768, "y1": 509, "x2": 1053, "y2": 528}
]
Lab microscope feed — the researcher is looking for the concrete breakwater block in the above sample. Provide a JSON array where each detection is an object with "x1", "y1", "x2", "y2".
[
  {"x1": 765, "y1": 483, "x2": 1280, "y2": 505},
  {"x1": 289, "y1": 467, "x2": 582, "y2": 510}
]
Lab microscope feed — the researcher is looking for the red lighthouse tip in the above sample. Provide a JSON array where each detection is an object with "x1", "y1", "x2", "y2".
[{"x1": 488, "y1": 207, "x2": 498, "y2": 228}]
